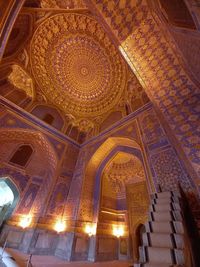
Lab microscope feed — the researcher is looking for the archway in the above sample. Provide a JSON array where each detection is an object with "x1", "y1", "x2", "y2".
[
  {"x1": 0, "y1": 129, "x2": 59, "y2": 253},
  {"x1": 99, "y1": 151, "x2": 148, "y2": 261},
  {"x1": 79, "y1": 137, "x2": 152, "y2": 261},
  {"x1": 134, "y1": 223, "x2": 145, "y2": 261},
  {"x1": 79, "y1": 137, "x2": 153, "y2": 222},
  {"x1": 0, "y1": 177, "x2": 19, "y2": 228},
  {"x1": 0, "y1": 129, "x2": 58, "y2": 218}
]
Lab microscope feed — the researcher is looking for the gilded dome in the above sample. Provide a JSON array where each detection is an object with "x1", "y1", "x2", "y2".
[{"x1": 31, "y1": 13, "x2": 127, "y2": 117}]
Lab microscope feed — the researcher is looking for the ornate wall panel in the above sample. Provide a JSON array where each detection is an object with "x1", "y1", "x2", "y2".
[
  {"x1": 0, "y1": 108, "x2": 67, "y2": 159},
  {"x1": 150, "y1": 148, "x2": 192, "y2": 192},
  {"x1": 75, "y1": 105, "x2": 196, "y2": 223},
  {"x1": 0, "y1": 106, "x2": 79, "y2": 222},
  {"x1": 40, "y1": 0, "x2": 87, "y2": 9},
  {"x1": 64, "y1": 149, "x2": 86, "y2": 220},
  {"x1": 87, "y1": 0, "x2": 200, "y2": 188},
  {"x1": 0, "y1": 128, "x2": 58, "y2": 216},
  {"x1": 0, "y1": 167, "x2": 30, "y2": 193},
  {"x1": 47, "y1": 144, "x2": 79, "y2": 219},
  {"x1": 60, "y1": 144, "x2": 79, "y2": 177},
  {"x1": 126, "y1": 181, "x2": 149, "y2": 234},
  {"x1": 127, "y1": 75, "x2": 150, "y2": 112},
  {"x1": 77, "y1": 138, "x2": 145, "y2": 223},
  {"x1": 138, "y1": 107, "x2": 195, "y2": 192},
  {"x1": 17, "y1": 183, "x2": 40, "y2": 214},
  {"x1": 47, "y1": 177, "x2": 70, "y2": 216}
]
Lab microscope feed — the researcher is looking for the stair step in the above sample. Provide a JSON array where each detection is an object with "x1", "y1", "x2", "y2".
[
  {"x1": 145, "y1": 221, "x2": 184, "y2": 234},
  {"x1": 136, "y1": 191, "x2": 185, "y2": 267},
  {"x1": 140, "y1": 246, "x2": 184, "y2": 265},
  {"x1": 149, "y1": 210, "x2": 182, "y2": 222},
  {"x1": 134, "y1": 264, "x2": 179, "y2": 267},
  {"x1": 150, "y1": 203, "x2": 181, "y2": 212},
  {"x1": 151, "y1": 196, "x2": 180, "y2": 205},
  {"x1": 142, "y1": 233, "x2": 184, "y2": 249},
  {"x1": 152, "y1": 191, "x2": 180, "y2": 200},
  {"x1": 134, "y1": 264, "x2": 180, "y2": 267}
]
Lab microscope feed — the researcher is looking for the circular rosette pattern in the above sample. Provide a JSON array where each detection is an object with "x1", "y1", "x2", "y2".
[{"x1": 31, "y1": 13, "x2": 126, "y2": 117}]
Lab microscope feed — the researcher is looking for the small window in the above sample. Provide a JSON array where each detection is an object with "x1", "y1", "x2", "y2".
[
  {"x1": 43, "y1": 113, "x2": 54, "y2": 125},
  {"x1": 10, "y1": 145, "x2": 33, "y2": 167}
]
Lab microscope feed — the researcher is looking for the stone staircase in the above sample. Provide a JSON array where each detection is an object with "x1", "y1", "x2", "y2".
[{"x1": 134, "y1": 191, "x2": 186, "y2": 267}]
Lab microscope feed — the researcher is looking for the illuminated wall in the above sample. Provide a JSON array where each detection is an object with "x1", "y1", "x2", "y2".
[
  {"x1": 87, "y1": 0, "x2": 200, "y2": 192},
  {"x1": 58, "y1": 103, "x2": 195, "y2": 231},
  {"x1": 0, "y1": 102, "x2": 79, "y2": 230},
  {"x1": 0, "y1": 100, "x2": 198, "y2": 259}
]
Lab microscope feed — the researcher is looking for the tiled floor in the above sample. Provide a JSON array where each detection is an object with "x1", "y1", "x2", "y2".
[{"x1": 6, "y1": 249, "x2": 132, "y2": 267}]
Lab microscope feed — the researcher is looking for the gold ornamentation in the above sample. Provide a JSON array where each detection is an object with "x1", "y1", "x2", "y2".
[
  {"x1": 8, "y1": 65, "x2": 33, "y2": 97},
  {"x1": 75, "y1": 118, "x2": 94, "y2": 132},
  {"x1": 103, "y1": 152, "x2": 145, "y2": 199},
  {"x1": 41, "y1": 0, "x2": 86, "y2": 9},
  {"x1": 78, "y1": 137, "x2": 142, "y2": 221},
  {"x1": 7, "y1": 119, "x2": 16, "y2": 125},
  {"x1": 126, "y1": 180, "x2": 149, "y2": 252},
  {"x1": 31, "y1": 13, "x2": 127, "y2": 117}
]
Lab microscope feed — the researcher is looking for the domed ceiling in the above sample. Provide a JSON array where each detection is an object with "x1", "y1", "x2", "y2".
[
  {"x1": 0, "y1": 5, "x2": 149, "y2": 142},
  {"x1": 102, "y1": 152, "x2": 145, "y2": 199},
  {"x1": 30, "y1": 13, "x2": 127, "y2": 117}
]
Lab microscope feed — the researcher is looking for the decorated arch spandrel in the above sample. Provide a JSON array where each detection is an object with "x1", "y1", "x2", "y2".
[{"x1": 78, "y1": 137, "x2": 152, "y2": 223}]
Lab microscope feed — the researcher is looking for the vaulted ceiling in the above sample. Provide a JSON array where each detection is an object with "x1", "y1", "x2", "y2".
[{"x1": 0, "y1": 0, "x2": 150, "y2": 142}]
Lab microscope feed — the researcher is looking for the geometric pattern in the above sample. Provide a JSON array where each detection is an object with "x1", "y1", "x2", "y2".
[
  {"x1": 31, "y1": 13, "x2": 126, "y2": 118},
  {"x1": 138, "y1": 107, "x2": 195, "y2": 193},
  {"x1": 103, "y1": 152, "x2": 145, "y2": 199},
  {"x1": 8, "y1": 65, "x2": 33, "y2": 97},
  {"x1": 41, "y1": 0, "x2": 86, "y2": 9},
  {"x1": 0, "y1": 166, "x2": 30, "y2": 192},
  {"x1": 151, "y1": 149, "x2": 192, "y2": 192},
  {"x1": 89, "y1": 0, "x2": 200, "y2": 185}
]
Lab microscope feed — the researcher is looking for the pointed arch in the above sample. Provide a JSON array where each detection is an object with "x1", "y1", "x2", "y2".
[
  {"x1": 79, "y1": 137, "x2": 154, "y2": 222},
  {"x1": 9, "y1": 144, "x2": 33, "y2": 167},
  {"x1": 0, "y1": 129, "x2": 58, "y2": 216}
]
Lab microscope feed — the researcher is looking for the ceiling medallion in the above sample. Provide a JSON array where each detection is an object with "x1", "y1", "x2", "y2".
[{"x1": 31, "y1": 13, "x2": 127, "y2": 117}]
